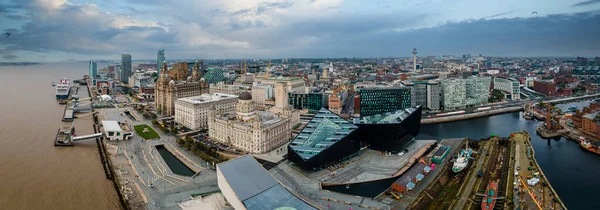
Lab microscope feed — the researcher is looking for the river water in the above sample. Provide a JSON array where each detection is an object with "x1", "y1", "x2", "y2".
[
  {"x1": 1, "y1": 63, "x2": 596, "y2": 209},
  {"x1": 419, "y1": 110, "x2": 600, "y2": 209},
  {"x1": 0, "y1": 63, "x2": 120, "y2": 209}
]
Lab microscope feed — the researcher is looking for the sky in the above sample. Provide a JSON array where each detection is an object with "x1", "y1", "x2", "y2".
[{"x1": 0, "y1": 0, "x2": 600, "y2": 62}]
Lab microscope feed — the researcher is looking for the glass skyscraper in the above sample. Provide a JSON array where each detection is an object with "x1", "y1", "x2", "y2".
[
  {"x1": 88, "y1": 61, "x2": 97, "y2": 78},
  {"x1": 157, "y1": 49, "x2": 165, "y2": 74},
  {"x1": 120, "y1": 54, "x2": 132, "y2": 83},
  {"x1": 359, "y1": 87, "x2": 412, "y2": 116}
]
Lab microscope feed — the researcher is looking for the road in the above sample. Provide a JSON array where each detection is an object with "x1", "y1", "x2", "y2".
[{"x1": 453, "y1": 141, "x2": 490, "y2": 210}]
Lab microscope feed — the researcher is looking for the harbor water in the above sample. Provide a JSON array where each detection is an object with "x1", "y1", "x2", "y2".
[
  {"x1": 419, "y1": 110, "x2": 600, "y2": 209},
  {"x1": 0, "y1": 63, "x2": 120, "y2": 209}
]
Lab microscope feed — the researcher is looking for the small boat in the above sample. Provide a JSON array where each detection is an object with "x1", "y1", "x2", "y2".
[
  {"x1": 58, "y1": 99, "x2": 67, "y2": 105},
  {"x1": 481, "y1": 181, "x2": 498, "y2": 210},
  {"x1": 51, "y1": 82, "x2": 56, "y2": 87}
]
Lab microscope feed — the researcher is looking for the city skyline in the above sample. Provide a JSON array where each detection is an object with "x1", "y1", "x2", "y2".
[{"x1": 1, "y1": 0, "x2": 600, "y2": 62}]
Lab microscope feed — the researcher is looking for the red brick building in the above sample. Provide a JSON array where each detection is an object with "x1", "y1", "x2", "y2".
[{"x1": 533, "y1": 80, "x2": 556, "y2": 96}]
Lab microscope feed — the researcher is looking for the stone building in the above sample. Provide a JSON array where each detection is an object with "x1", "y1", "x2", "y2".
[
  {"x1": 174, "y1": 93, "x2": 238, "y2": 130},
  {"x1": 208, "y1": 92, "x2": 299, "y2": 154},
  {"x1": 209, "y1": 81, "x2": 246, "y2": 96},
  {"x1": 155, "y1": 60, "x2": 208, "y2": 116}
]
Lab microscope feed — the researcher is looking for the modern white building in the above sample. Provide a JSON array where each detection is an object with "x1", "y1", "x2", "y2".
[
  {"x1": 101, "y1": 120, "x2": 133, "y2": 141},
  {"x1": 493, "y1": 77, "x2": 521, "y2": 100},
  {"x1": 174, "y1": 93, "x2": 238, "y2": 130},
  {"x1": 251, "y1": 84, "x2": 274, "y2": 110},
  {"x1": 466, "y1": 76, "x2": 491, "y2": 106}
]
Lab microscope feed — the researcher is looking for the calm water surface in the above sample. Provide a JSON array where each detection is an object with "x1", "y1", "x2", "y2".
[
  {"x1": 419, "y1": 110, "x2": 600, "y2": 209},
  {"x1": 0, "y1": 63, "x2": 120, "y2": 209}
]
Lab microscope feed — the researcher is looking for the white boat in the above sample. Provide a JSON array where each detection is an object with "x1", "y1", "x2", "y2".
[
  {"x1": 452, "y1": 143, "x2": 473, "y2": 173},
  {"x1": 55, "y1": 78, "x2": 71, "y2": 99}
]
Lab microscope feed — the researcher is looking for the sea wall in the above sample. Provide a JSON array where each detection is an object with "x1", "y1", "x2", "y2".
[{"x1": 421, "y1": 106, "x2": 523, "y2": 125}]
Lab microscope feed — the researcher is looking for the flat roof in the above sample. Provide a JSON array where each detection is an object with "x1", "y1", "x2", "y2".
[
  {"x1": 353, "y1": 107, "x2": 418, "y2": 124},
  {"x1": 102, "y1": 120, "x2": 122, "y2": 132},
  {"x1": 178, "y1": 93, "x2": 238, "y2": 105},
  {"x1": 217, "y1": 155, "x2": 316, "y2": 210},
  {"x1": 289, "y1": 108, "x2": 358, "y2": 160}
]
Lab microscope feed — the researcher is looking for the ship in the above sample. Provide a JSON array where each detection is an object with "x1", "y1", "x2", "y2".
[
  {"x1": 481, "y1": 181, "x2": 498, "y2": 210},
  {"x1": 51, "y1": 81, "x2": 56, "y2": 87},
  {"x1": 579, "y1": 137, "x2": 600, "y2": 155},
  {"x1": 452, "y1": 143, "x2": 473, "y2": 173},
  {"x1": 55, "y1": 78, "x2": 71, "y2": 99}
]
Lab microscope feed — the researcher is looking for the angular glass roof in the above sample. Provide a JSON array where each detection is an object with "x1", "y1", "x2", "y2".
[
  {"x1": 289, "y1": 108, "x2": 357, "y2": 160},
  {"x1": 354, "y1": 107, "x2": 418, "y2": 124}
]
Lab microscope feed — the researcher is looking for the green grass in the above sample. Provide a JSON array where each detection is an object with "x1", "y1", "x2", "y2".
[{"x1": 134, "y1": 124, "x2": 160, "y2": 140}]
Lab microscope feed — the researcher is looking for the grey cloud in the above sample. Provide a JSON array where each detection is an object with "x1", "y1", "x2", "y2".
[
  {"x1": 486, "y1": 10, "x2": 516, "y2": 18},
  {"x1": 2, "y1": 54, "x2": 18, "y2": 60},
  {"x1": 572, "y1": 0, "x2": 600, "y2": 7}
]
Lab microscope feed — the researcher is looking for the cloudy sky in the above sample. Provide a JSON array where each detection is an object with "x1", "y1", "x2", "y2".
[{"x1": 1, "y1": 0, "x2": 600, "y2": 62}]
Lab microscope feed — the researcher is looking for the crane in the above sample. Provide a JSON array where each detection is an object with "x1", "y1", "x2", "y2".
[{"x1": 266, "y1": 60, "x2": 272, "y2": 78}]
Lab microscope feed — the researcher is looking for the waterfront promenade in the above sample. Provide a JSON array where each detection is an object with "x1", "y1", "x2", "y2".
[{"x1": 422, "y1": 106, "x2": 523, "y2": 124}]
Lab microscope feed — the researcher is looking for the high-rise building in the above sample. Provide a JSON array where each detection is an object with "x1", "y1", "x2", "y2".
[
  {"x1": 412, "y1": 48, "x2": 418, "y2": 72},
  {"x1": 441, "y1": 79, "x2": 466, "y2": 110},
  {"x1": 251, "y1": 85, "x2": 274, "y2": 110},
  {"x1": 88, "y1": 61, "x2": 97, "y2": 79},
  {"x1": 493, "y1": 77, "x2": 520, "y2": 100},
  {"x1": 288, "y1": 91, "x2": 324, "y2": 113},
  {"x1": 155, "y1": 60, "x2": 208, "y2": 116},
  {"x1": 157, "y1": 49, "x2": 165, "y2": 74},
  {"x1": 120, "y1": 54, "x2": 132, "y2": 83},
  {"x1": 359, "y1": 87, "x2": 411, "y2": 116},
  {"x1": 426, "y1": 81, "x2": 441, "y2": 110},
  {"x1": 466, "y1": 76, "x2": 491, "y2": 106}
]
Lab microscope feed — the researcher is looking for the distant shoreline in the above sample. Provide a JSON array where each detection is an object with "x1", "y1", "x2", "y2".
[{"x1": 0, "y1": 62, "x2": 42, "y2": 66}]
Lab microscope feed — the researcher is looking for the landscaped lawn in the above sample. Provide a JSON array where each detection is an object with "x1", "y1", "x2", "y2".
[{"x1": 134, "y1": 124, "x2": 160, "y2": 140}]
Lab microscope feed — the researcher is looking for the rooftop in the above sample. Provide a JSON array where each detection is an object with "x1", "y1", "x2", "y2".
[
  {"x1": 102, "y1": 120, "x2": 122, "y2": 132},
  {"x1": 289, "y1": 108, "x2": 358, "y2": 160},
  {"x1": 178, "y1": 93, "x2": 238, "y2": 104},
  {"x1": 217, "y1": 155, "x2": 316, "y2": 210},
  {"x1": 353, "y1": 107, "x2": 418, "y2": 124}
]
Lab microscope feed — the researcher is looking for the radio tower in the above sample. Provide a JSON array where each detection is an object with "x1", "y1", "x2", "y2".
[{"x1": 412, "y1": 48, "x2": 418, "y2": 72}]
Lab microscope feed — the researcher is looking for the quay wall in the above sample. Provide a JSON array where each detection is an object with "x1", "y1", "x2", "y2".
[{"x1": 421, "y1": 106, "x2": 523, "y2": 125}]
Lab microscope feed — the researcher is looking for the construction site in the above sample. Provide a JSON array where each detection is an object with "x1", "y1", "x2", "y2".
[{"x1": 407, "y1": 132, "x2": 565, "y2": 210}]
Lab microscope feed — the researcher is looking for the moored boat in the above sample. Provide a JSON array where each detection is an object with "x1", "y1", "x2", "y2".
[{"x1": 481, "y1": 181, "x2": 498, "y2": 210}]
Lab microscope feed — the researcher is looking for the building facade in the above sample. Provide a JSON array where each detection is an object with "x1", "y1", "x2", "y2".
[
  {"x1": 359, "y1": 87, "x2": 411, "y2": 116},
  {"x1": 533, "y1": 80, "x2": 556, "y2": 96},
  {"x1": 120, "y1": 54, "x2": 132, "y2": 83},
  {"x1": 466, "y1": 76, "x2": 491, "y2": 106},
  {"x1": 210, "y1": 81, "x2": 246, "y2": 96},
  {"x1": 208, "y1": 93, "x2": 296, "y2": 154},
  {"x1": 89, "y1": 61, "x2": 97, "y2": 79},
  {"x1": 157, "y1": 49, "x2": 165, "y2": 74},
  {"x1": 582, "y1": 112, "x2": 600, "y2": 139},
  {"x1": 174, "y1": 93, "x2": 238, "y2": 130},
  {"x1": 441, "y1": 79, "x2": 467, "y2": 110},
  {"x1": 426, "y1": 81, "x2": 441, "y2": 110},
  {"x1": 204, "y1": 67, "x2": 226, "y2": 85},
  {"x1": 170, "y1": 62, "x2": 190, "y2": 81},
  {"x1": 251, "y1": 85, "x2": 274, "y2": 110},
  {"x1": 493, "y1": 77, "x2": 520, "y2": 100},
  {"x1": 288, "y1": 92, "x2": 324, "y2": 112},
  {"x1": 155, "y1": 60, "x2": 208, "y2": 116}
]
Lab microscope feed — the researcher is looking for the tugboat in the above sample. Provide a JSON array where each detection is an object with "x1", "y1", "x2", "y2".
[
  {"x1": 580, "y1": 137, "x2": 600, "y2": 155},
  {"x1": 452, "y1": 142, "x2": 473, "y2": 173},
  {"x1": 481, "y1": 181, "x2": 498, "y2": 210}
]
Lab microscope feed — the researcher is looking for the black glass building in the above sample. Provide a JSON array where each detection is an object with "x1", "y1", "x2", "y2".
[
  {"x1": 288, "y1": 106, "x2": 422, "y2": 171},
  {"x1": 288, "y1": 92, "x2": 324, "y2": 113},
  {"x1": 359, "y1": 87, "x2": 411, "y2": 116}
]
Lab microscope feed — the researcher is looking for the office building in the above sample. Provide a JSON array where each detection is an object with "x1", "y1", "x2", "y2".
[
  {"x1": 359, "y1": 87, "x2": 411, "y2": 116},
  {"x1": 493, "y1": 77, "x2": 520, "y2": 100},
  {"x1": 210, "y1": 81, "x2": 246, "y2": 96},
  {"x1": 288, "y1": 106, "x2": 422, "y2": 170},
  {"x1": 120, "y1": 54, "x2": 132, "y2": 83},
  {"x1": 533, "y1": 80, "x2": 556, "y2": 96},
  {"x1": 466, "y1": 76, "x2": 491, "y2": 106},
  {"x1": 204, "y1": 67, "x2": 226, "y2": 84},
  {"x1": 217, "y1": 155, "x2": 318, "y2": 210},
  {"x1": 402, "y1": 81, "x2": 427, "y2": 107},
  {"x1": 288, "y1": 92, "x2": 324, "y2": 113},
  {"x1": 89, "y1": 61, "x2": 97, "y2": 79},
  {"x1": 251, "y1": 85, "x2": 274, "y2": 110},
  {"x1": 155, "y1": 60, "x2": 208, "y2": 116},
  {"x1": 440, "y1": 79, "x2": 467, "y2": 110},
  {"x1": 426, "y1": 81, "x2": 441, "y2": 110},
  {"x1": 174, "y1": 93, "x2": 238, "y2": 130},
  {"x1": 254, "y1": 77, "x2": 305, "y2": 93},
  {"x1": 208, "y1": 92, "x2": 297, "y2": 154},
  {"x1": 157, "y1": 49, "x2": 165, "y2": 74}
]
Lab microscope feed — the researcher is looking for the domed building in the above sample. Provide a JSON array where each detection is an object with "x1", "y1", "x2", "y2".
[
  {"x1": 208, "y1": 91, "x2": 300, "y2": 154},
  {"x1": 155, "y1": 60, "x2": 208, "y2": 116}
]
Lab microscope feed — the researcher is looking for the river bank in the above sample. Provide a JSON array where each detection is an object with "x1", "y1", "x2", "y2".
[{"x1": 421, "y1": 106, "x2": 523, "y2": 125}]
